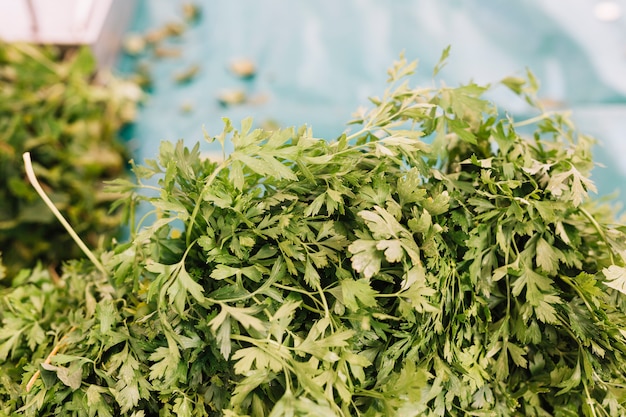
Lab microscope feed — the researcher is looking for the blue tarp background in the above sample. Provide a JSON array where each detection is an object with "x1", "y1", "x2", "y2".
[{"x1": 117, "y1": 0, "x2": 626, "y2": 209}]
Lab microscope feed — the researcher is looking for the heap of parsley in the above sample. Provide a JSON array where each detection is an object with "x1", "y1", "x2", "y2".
[
  {"x1": 0, "y1": 43, "x2": 139, "y2": 277},
  {"x1": 2, "y1": 54, "x2": 626, "y2": 417}
]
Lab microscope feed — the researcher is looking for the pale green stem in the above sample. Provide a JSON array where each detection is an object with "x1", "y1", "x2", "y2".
[
  {"x1": 345, "y1": 125, "x2": 371, "y2": 142},
  {"x1": 559, "y1": 275, "x2": 596, "y2": 315},
  {"x1": 316, "y1": 282, "x2": 331, "y2": 320},
  {"x1": 510, "y1": 111, "x2": 557, "y2": 128},
  {"x1": 583, "y1": 381, "x2": 599, "y2": 417},
  {"x1": 579, "y1": 206, "x2": 616, "y2": 265},
  {"x1": 23, "y1": 152, "x2": 107, "y2": 276}
]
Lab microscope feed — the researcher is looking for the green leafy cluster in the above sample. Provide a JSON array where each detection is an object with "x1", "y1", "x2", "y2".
[
  {"x1": 3, "y1": 53, "x2": 626, "y2": 416},
  {"x1": 0, "y1": 42, "x2": 140, "y2": 276}
]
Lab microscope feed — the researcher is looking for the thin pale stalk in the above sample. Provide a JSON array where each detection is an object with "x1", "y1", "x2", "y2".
[
  {"x1": 22, "y1": 152, "x2": 107, "y2": 276},
  {"x1": 579, "y1": 206, "x2": 616, "y2": 265},
  {"x1": 25, "y1": 327, "x2": 76, "y2": 392}
]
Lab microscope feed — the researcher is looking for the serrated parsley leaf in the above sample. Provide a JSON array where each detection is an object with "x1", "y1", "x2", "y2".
[
  {"x1": 358, "y1": 206, "x2": 404, "y2": 239},
  {"x1": 603, "y1": 265, "x2": 626, "y2": 295},
  {"x1": 348, "y1": 239, "x2": 383, "y2": 279},
  {"x1": 535, "y1": 236, "x2": 561, "y2": 275},
  {"x1": 340, "y1": 279, "x2": 378, "y2": 311}
]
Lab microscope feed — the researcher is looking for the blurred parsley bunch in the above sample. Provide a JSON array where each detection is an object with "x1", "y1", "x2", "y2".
[
  {"x1": 3, "y1": 52, "x2": 626, "y2": 416},
  {"x1": 0, "y1": 43, "x2": 140, "y2": 277}
]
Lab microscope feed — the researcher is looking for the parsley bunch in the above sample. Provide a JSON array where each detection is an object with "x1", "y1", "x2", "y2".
[
  {"x1": 3, "y1": 53, "x2": 626, "y2": 416},
  {"x1": 0, "y1": 43, "x2": 139, "y2": 277}
]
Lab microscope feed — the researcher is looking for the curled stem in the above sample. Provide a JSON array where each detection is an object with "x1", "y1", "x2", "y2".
[{"x1": 22, "y1": 152, "x2": 107, "y2": 276}]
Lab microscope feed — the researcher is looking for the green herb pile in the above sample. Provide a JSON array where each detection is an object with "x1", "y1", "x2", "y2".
[
  {"x1": 0, "y1": 43, "x2": 140, "y2": 276},
  {"x1": 3, "y1": 54, "x2": 626, "y2": 416}
]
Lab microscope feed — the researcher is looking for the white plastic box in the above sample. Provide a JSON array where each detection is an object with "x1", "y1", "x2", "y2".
[{"x1": 0, "y1": 0, "x2": 137, "y2": 69}]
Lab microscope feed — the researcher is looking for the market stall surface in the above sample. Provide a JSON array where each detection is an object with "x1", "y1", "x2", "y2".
[{"x1": 117, "y1": 0, "x2": 626, "y2": 209}]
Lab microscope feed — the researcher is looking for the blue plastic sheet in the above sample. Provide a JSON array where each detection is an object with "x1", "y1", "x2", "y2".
[{"x1": 117, "y1": 0, "x2": 626, "y2": 208}]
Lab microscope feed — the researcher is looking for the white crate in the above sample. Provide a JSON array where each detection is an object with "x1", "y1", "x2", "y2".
[{"x1": 0, "y1": 0, "x2": 137, "y2": 69}]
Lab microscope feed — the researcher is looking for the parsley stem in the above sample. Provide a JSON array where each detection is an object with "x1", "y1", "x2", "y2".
[
  {"x1": 135, "y1": 209, "x2": 158, "y2": 233},
  {"x1": 25, "y1": 326, "x2": 76, "y2": 392},
  {"x1": 272, "y1": 283, "x2": 326, "y2": 312},
  {"x1": 510, "y1": 111, "x2": 557, "y2": 128},
  {"x1": 315, "y1": 282, "x2": 331, "y2": 319},
  {"x1": 345, "y1": 125, "x2": 371, "y2": 142},
  {"x1": 583, "y1": 381, "x2": 599, "y2": 417},
  {"x1": 559, "y1": 275, "x2": 596, "y2": 315},
  {"x1": 23, "y1": 152, "x2": 107, "y2": 277},
  {"x1": 579, "y1": 206, "x2": 616, "y2": 265}
]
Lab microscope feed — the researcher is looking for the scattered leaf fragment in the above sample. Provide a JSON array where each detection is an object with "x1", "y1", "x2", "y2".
[
  {"x1": 182, "y1": 3, "x2": 202, "y2": 23},
  {"x1": 173, "y1": 64, "x2": 200, "y2": 84},
  {"x1": 217, "y1": 88, "x2": 247, "y2": 106},
  {"x1": 123, "y1": 33, "x2": 146, "y2": 55},
  {"x1": 180, "y1": 101, "x2": 194, "y2": 114},
  {"x1": 229, "y1": 58, "x2": 257, "y2": 79},
  {"x1": 153, "y1": 47, "x2": 182, "y2": 59}
]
